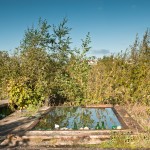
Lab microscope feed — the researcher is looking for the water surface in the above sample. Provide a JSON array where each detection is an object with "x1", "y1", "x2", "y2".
[{"x1": 33, "y1": 107, "x2": 121, "y2": 130}]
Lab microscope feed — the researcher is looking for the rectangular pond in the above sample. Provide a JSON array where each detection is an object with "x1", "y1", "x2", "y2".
[
  {"x1": 15, "y1": 105, "x2": 143, "y2": 146},
  {"x1": 33, "y1": 107, "x2": 122, "y2": 130}
]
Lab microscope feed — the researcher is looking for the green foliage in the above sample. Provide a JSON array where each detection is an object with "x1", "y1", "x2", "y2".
[
  {"x1": 53, "y1": 33, "x2": 92, "y2": 105},
  {"x1": 7, "y1": 77, "x2": 45, "y2": 110},
  {"x1": 3, "y1": 18, "x2": 73, "y2": 108},
  {"x1": 51, "y1": 18, "x2": 72, "y2": 65},
  {"x1": 24, "y1": 104, "x2": 40, "y2": 117},
  {"x1": 0, "y1": 51, "x2": 10, "y2": 99},
  {"x1": 97, "y1": 131, "x2": 150, "y2": 149},
  {"x1": 0, "y1": 18, "x2": 149, "y2": 108},
  {"x1": 86, "y1": 30, "x2": 150, "y2": 106},
  {"x1": 83, "y1": 131, "x2": 150, "y2": 149}
]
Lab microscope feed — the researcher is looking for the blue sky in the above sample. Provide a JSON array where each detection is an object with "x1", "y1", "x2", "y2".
[{"x1": 0, "y1": 0, "x2": 150, "y2": 58}]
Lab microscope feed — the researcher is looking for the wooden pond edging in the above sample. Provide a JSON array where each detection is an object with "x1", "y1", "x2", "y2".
[{"x1": 0, "y1": 104, "x2": 144, "y2": 147}]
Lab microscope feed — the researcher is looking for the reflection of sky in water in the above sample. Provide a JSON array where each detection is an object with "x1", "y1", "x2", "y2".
[{"x1": 36, "y1": 107, "x2": 121, "y2": 130}]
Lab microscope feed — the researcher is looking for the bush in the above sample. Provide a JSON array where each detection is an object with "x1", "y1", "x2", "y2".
[
  {"x1": 7, "y1": 77, "x2": 45, "y2": 110},
  {"x1": 0, "y1": 18, "x2": 149, "y2": 107}
]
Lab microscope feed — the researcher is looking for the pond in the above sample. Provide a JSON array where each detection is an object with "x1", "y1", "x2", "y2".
[
  {"x1": 0, "y1": 105, "x2": 13, "y2": 120},
  {"x1": 33, "y1": 107, "x2": 122, "y2": 130}
]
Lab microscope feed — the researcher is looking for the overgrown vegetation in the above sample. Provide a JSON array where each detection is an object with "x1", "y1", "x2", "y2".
[
  {"x1": 0, "y1": 18, "x2": 149, "y2": 110},
  {"x1": 82, "y1": 131, "x2": 150, "y2": 149}
]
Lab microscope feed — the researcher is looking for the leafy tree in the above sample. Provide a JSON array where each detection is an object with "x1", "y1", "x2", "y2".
[
  {"x1": 1, "y1": 18, "x2": 149, "y2": 108},
  {"x1": 6, "y1": 18, "x2": 87, "y2": 108},
  {"x1": 0, "y1": 51, "x2": 10, "y2": 99},
  {"x1": 53, "y1": 33, "x2": 92, "y2": 105}
]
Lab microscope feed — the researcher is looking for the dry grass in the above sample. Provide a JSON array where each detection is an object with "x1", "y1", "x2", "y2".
[
  {"x1": 104, "y1": 104, "x2": 150, "y2": 148},
  {"x1": 125, "y1": 103, "x2": 150, "y2": 131},
  {"x1": 86, "y1": 104, "x2": 150, "y2": 149}
]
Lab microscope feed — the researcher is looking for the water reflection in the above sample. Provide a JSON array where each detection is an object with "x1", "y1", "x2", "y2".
[{"x1": 33, "y1": 107, "x2": 121, "y2": 130}]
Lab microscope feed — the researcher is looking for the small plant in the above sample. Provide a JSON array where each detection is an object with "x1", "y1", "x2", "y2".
[
  {"x1": 99, "y1": 131, "x2": 150, "y2": 149},
  {"x1": 146, "y1": 108, "x2": 150, "y2": 116},
  {"x1": 23, "y1": 104, "x2": 40, "y2": 117}
]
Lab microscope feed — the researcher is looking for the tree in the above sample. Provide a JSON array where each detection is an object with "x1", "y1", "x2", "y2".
[{"x1": 7, "y1": 18, "x2": 78, "y2": 108}]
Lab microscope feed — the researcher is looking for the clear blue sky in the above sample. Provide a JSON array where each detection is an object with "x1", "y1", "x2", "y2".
[{"x1": 0, "y1": 0, "x2": 150, "y2": 58}]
